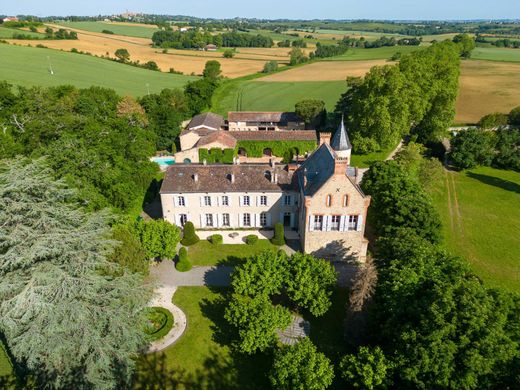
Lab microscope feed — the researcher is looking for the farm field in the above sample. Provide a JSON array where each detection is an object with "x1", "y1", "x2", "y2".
[
  {"x1": 456, "y1": 60, "x2": 520, "y2": 123},
  {"x1": 57, "y1": 21, "x2": 160, "y2": 38},
  {"x1": 259, "y1": 59, "x2": 389, "y2": 81},
  {"x1": 471, "y1": 47, "x2": 520, "y2": 62},
  {"x1": 322, "y1": 45, "x2": 422, "y2": 60},
  {"x1": 0, "y1": 26, "x2": 44, "y2": 39},
  {"x1": 0, "y1": 44, "x2": 196, "y2": 96},
  {"x1": 429, "y1": 167, "x2": 520, "y2": 293}
]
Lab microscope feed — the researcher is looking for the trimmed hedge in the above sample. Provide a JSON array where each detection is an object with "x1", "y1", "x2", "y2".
[
  {"x1": 271, "y1": 223, "x2": 286, "y2": 246},
  {"x1": 245, "y1": 234, "x2": 259, "y2": 245},
  {"x1": 237, "y1": 140, "x2": 316, "y2": 158},
  {"x1": 176, "y1": 247, "x2": 192, "y2": 272},
  {"x1": 199, "y1": 148, "x2": 237, "y2": 164},
  {"x1": 144, "y1": 307, "x2": 174, "y2": 341},
  {"x1": 181, "y1": 221, "x2": 200, "y2": 246},
  {"x1": 209, "y1": 234, "x2": 223, "y2": 245}
]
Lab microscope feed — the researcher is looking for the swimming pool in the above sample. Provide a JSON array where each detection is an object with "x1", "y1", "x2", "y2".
[{"x1": 150, "y1": 156, "x2": 175, "y2": 167}]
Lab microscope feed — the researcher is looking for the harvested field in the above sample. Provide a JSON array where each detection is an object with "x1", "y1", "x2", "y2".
[
  {"x1": 258, "y1": 60, "x2": 390, "y2": 81},
  {"x1": 456, "y1": 60, "x2": 520, "y2": 123}
]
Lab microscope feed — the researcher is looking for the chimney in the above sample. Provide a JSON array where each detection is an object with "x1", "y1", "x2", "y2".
[
  {"x1": 193, "y1": 173, "x2": 199, "y2": 182},
  {"x1": 334, "y1": 157, "x2": 349, "y2": 176},
  {"x1": 320, "y1": 132, "x2": 331, "y2": 145}
]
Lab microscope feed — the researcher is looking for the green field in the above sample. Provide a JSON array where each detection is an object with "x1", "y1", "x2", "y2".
[
  {"x1": 58, "y1": 21, "x2": 159, "y2": 38},
  {"x1": 322, "y1": 45, "x2": 423, "y2": 61},
  {"x1": 0, "y1": 26, "x2": 44, "y2": 39},
  {"x1": 471, "y1": 47, "x2": 520, "y2": 62},
  {"x1": 0, "y1": 44, "x2": 196, "y2": 96},
  {"x1": 213, "y1": 79, "x2": 346, "y2": 115},
  {"x1": 430, "y1": 167, "x2": 520, "y2": 292}
]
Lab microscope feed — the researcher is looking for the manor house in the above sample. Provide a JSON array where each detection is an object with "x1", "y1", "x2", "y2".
[{"x1": 160, "y1": 119, "x2": 371, "y2": 261}]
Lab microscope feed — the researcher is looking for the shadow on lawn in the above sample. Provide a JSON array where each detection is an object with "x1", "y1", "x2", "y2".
[{"x1": 466, "y1": 172, "x2": 520, "y2": 194}]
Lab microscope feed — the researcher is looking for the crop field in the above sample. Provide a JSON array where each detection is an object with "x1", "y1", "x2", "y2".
[
  {"x1": 0, "y1": 44, "x2": 196, "y2": 96},
  {"x1": 0, "y1": 26, "x2": 43, "y2": 39},
  {"x1": 471, "y1": 47, "x2": 520, "y2": 62},
  {"x1": 456, "y1": 60, "x2": 520, "y2": 123},
  {"x1": 322, "y1": 45, "x2": 423, "y2": 61},
  {"x1": 430, "y1": 167, "x2": 520, "y2": 293},
  {"x1": 57, "y1": 21, "x2": 160, "y2": 38}
]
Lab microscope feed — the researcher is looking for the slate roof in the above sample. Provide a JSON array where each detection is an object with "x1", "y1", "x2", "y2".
[
  {"x1": 187, "y1": 112, "x2": 224, "y2": 131},
  {"x1": 229, "y1": 130, "x2": 317, "y2": 142},
  {"x1": 196, "y1": 131, "x2": 237, "y2": 148},
  {"x1": 160, "y1": 164, "x2": 297, "y2": 193},
  {"x1": 228, "y1": 111, "x2": 302, "y2": 123},
  {"x1": 331, "y1": 117, "x2": 352, "y2": 151}
]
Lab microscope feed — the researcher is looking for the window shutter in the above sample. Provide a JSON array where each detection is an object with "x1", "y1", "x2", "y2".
[
  {"x1": 173, "y1": 197, "x2": 178, "y2": 207},
  {"x1": 199, "y1": 196, "x2": 204, "y2": 207},
  {"x1": 325, "y1": 215, "x2": 331, "y2": 231},
  {"x1": 239, "y1": 196, "x2": 243, "y2": 207},
  {"x1": 265, "y1": 196, "x2": 269, "y2": 207},
  {"x1": 227, "y1": 196, "x2": 231, "y2": 206},
  {"x1": 267, "y1": 213, "x2": 272, "y2": 227},
  {"x1": 256, "y1": 213, "x2": 261, "y2": 228},
  {"x1": 215, "y1": 196, "x2": 220, "y2": 206},
  {"x1": 256, "y1": 196, "x2": 259, "y2": 207},
  {"x1": 214, "y1": 213, "x2": 219, "y2": 228},
  {"x1": 290, "y1": 213, "x2": 295, "y2": 229},
  {"x1": 357, "y1": 215, "x2": 363, "y2": 232},
  {"x1": 200, "y1": 214, "x2": 204, "y2": 228},
  {"x1": 287, "y1": 195, "x2": 292, "y2": 206},
  {"x1": 279, "y1": 212, "x2": 284, "y2": 225},
  {"x1": 309, "y1": 215, "x2": 314, "y2": 232},
  {"x1": 174, "y1": 214, "x2": 180, "y2": 226},
  {"x1": 239, "y1": 213, "x2": 243, "y2": 228},
  {"x1": 340, "y1": 216, "x2": 346, "y2": 232},
  {"x1": 184, "y1": 197, "x2": 188, "y2": 207}
]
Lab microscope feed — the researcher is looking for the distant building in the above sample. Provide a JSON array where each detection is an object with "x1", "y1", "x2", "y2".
[
  {"x1": 161, "y1": 119, "x2": 370, "y2": 261},
  {"x1": 205, "y1": 44, "x2": 218, "y2": 51},
  {"x1": 2, "y1": 17, "x2": 19, "y2": 23}
]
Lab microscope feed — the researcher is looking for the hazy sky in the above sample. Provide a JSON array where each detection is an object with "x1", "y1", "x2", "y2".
[{"x1": 3, "y1": 0, "x2": 519, "y2": 20}]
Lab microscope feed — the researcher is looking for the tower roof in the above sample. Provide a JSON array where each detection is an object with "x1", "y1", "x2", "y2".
[{"x1": 331, "y1": 116, "x2": 351, "y2": 151}]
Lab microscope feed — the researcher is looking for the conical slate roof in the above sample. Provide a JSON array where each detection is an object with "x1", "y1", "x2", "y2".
[{"x1": 331, "y1": 116, "x2": 351, "y2": 151}]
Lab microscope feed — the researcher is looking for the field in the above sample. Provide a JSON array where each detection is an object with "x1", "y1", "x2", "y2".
[
  {"x1": 456, "y1": 60, "x2": 520, "y2": 123},
  {"x1": 135, "y1": 286, "x2": 348, "y2": 388},
  {"x1": 471, "y1": 47, "x2": 520, "y2": 62},
  {"x1": 0, "y1": 44, "x2": 196, "y2": 96},
  {"x1": 430, "y1": 167, "x2": 520, "y2": 293},
  {"x1": 0, "y1": 26, "x2": 44, "y2": 39},
  {"x1": 57, "y1": 21, "x2": 160, "y2": 38}
]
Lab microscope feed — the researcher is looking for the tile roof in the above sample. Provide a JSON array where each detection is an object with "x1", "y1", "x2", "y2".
[
  {"x1": 187, "y1": 112, "x2": 224, "y2": 131},
  {"x1": 160, "y1": 164, "x2": 297, "y2": 194},
  {"x1": 228, "y1": 111, "x2": 302, "y2": 123},
  {"x1": 229, "y1": 130, "x2": 317, "y2": 142},
  {"x1": 196, "y1": 131, "x2": 237, "y2": 148}
]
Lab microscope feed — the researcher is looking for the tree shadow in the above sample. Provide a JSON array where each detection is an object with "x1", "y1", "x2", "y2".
[
  {"x1": 311, "y1": 240, "x2": 357, "y2": 263},
  {"x1": 466, "y1": 172, "x2": 520, "y2": 194},
  {"x1": 142, "y1": 178, "x2": 163, "y2": 220}
]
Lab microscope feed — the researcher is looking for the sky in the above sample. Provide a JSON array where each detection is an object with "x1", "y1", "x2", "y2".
[{"x1": 2, "y1": 0, "x2": 519, "y2": 20}]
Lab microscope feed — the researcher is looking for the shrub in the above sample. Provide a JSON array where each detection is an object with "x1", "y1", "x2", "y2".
[
  {"x1": 222, "y1": 148, "x2": 236, "y2": 164},
  {"x1": 271, "y1": 223, "x2": 285, "y2": 246},
  {"x1": 102, "y1": 29, "x2": 114, "y2": 34},
  {"x1": 144, "y1": 61, "x2": 160, "y2": 71},
  {"x1": 509, "y1": 106, "x2": 520, "y2": 125},
  {"x1": 223, "y1": 49, "x2": 235, "y2": 58},
  {"x1": 210, "y1": 234, "x2": 223, "y2": 245},
  {"x1": 181, "y1": 221, "x2": 200, "y2": 246},
  {"x1": 176, "y1": 247, "x2": 192, "y2": 272},
  {"x1": 144, "y1": 307, "x2": 174, "y2": 341},
  {"x1": 245, "y1": 234, "x2": 259, "y2": 245},
  {"x1": 479, "y1": 112, "x2": 509, "y2": 129},
  {"x1": 263, "y1": 60, "x2": 278, "y2": 73}
]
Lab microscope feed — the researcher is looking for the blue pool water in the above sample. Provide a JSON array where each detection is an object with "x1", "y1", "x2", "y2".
[{"x1": 151, "y1": 156, "x2": 175, "y2": 166}]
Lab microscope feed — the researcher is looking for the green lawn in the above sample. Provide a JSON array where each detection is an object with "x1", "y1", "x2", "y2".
[
  {"x1": 57, "y1": 21, "x2": 159, "y2": 39},
  {"x1": 0, "y1": 27, "x2": 44, "y2": 39},
  {"x1": 350, "y1": 142, "x2": 397, "y2": 168},
  {"x1": 0, "y1": 44, "x2": 197, "y2": 96},
  {"x1": 0, "y1": 341, "x2": 15, "y2": 387},
  {"x1": 322, "y1": 45, "x2": 423, "y2": 61},
  {"x1": 471, "y1": 47, "x2": 520, "y2": 62},
  {"x1": 135, "y1": 287, "x2": 272, "y2": 389},
  {"x1": 429, "y1": 167, "x2": 520, "y2": 292},
  {"x1": 186, "y1": 240, "x2": 280, "y2": 266}
]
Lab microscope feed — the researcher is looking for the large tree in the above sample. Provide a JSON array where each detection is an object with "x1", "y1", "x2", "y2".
[
  {"x1": 449, "y1": 129, "x2": 496, "y2": 169},
  {"x1": 0, "y1": 159, "x2": 151, "y2": 388},
  {"x1": 295, "y1": 99, "x2": 326, "y2": 129}
]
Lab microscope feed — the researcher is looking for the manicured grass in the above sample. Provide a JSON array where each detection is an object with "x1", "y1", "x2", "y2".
[
  {"x1": 350, "y1": 142, "x2": 397, "y2": 168},
  {"x1": 0, "y1": 44, "x2": 197, "y2": 96},
  {"x1": 58, "y1": 21, "x2": 159, "y2": 38},
  {"x1": 135, "y1": 287, "x2": 272, "y2": 389},
  {"x1": 0, "y1": 341, "x2": 15, "y2": 386},
  {"x1": 0, "y1": 27, "x2": 44, "y2": 39},
  {"x1": 213, "y1": 79, "x2": 347, "y2": 115},
  {"x1": 186, "y1": 240, "x2": 280, "y2": 266},
  {"x1": 429, "y1": 167, "x2": 520, "y2": 292},
  {"x1": 471, "y1": 47, "x2": 520, "y2": 63},
  {"x1": 322, "y1": 45, "x2": 423, "y2": 61}
]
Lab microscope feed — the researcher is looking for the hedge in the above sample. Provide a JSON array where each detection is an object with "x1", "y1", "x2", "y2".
[
  {"x1": 209, "y1": 234, "x2": 223, "y2": 245},
  {"x1": 144, "y1": 307, "x2": 174, "y2": 341},
  {"x1": 271, "y1": 223, "x2": 286, "y2": 246},
  {"x1": 176, "y1": 247, "x2": 193, "y2": 272},
  {"x1": 199, "y1": 148, "x2": 237, "y2": 164},
  {"x1": 245, "y1": 234, "x2": 259, "y2": 245},
  {"x1": 181, "y1": 222, "x2": 200, "y2": 246},
  {"x1": 236, "y1": 140, "x2": 316, "y2": 158}
]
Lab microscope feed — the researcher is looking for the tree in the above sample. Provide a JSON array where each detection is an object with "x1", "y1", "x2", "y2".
[
  {"x1": 117, "y1": 96, "x2": 148, "y2": 127},
  {"x1": 479, "y1": 112, "x2": 509, "y2": 129},
  {"x1": 270, "y1": 339, "x2": 334, "y2": 390},
  {"x1": 176, "y1": 247, "x2": 192, "y2": 272},
  {"x1": 340, "y1": 347, "x2": 389, "y2": 389},
  {"x1": 223, "y1": 49, "x2": 234, "y2": 58},
  {"x1": 289, "y1": 48, "x2": 308, "y2": 66},
  {"x1": 184, "y1": 78, "x2": 218, "y2": 115},
  {"x1": 449, "y1": 129, "x2": 496, "y2": 169},
  {"x1": 181, "y1": 221, "x2": 200, "y2": 246},
  {"x1": 133, "y1": 219, "x2": 181, "y2": 260},
  {"x1": 509, "y1": 106, "x2": 520, "y2": 125},
  {"x1": 285, "y1": 253, "x2": 337, "y2": 316},
  {"x1": 494, "y1": 128, "x2": 520, "y2": 171},
  {"x1": 452, "y1": 33, "x2": 476, "y2": 58},
  {"x1": 224, "y1": 294, "x2": 291, "y2": 354},
  {"x1": 295, "y1": 99, "x2": 326, "y2": 129},
  {"x1": 202, "y1": 60, "x2": 222, "y2": 80},
  {"x1": 0, "y1": 158, "x2": 151, "y2": 388},
  {"x1": 115, "y1": 48, "x2": 130, "y2": 62},
  {"x1": 110, "y1": 224, "x2": 149, "y2": 275},
  {"x1": 263, "y1": 60, "x2": 278, "y2": 73}
]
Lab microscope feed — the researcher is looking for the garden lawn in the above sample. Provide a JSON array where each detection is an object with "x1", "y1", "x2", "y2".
[
  {"x1": 135, "y1": 287, "x2": 272, "y2": 389},
  {"x1": 57, "y1": 21, "x2": 159, "y2": 38},
  {"x1": 429, "y1": 167, "x2": 520, "y2": 293},
  {"x1": 186, "y1": 240, "x2": 279, "y2": 266},
  {"x1": 350, "y1": 142, "x2": 398, "y2": 168},
  {"x1": 0, "y1": 44, "x2": 197, "y2": 96},
  {"x1": 471, "y1": 47, "x2": 520, "y2": 63}
]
